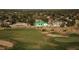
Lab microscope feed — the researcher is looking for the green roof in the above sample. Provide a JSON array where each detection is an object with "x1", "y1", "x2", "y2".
[{"x1": 34, "y1": 20, "x2": 48, "y2": 27}]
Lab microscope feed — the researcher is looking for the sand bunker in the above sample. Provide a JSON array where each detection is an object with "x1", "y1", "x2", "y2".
[
  {"x1": 46, "y1": 34, "x2": 68, "y2": 37},
  {"x1": 0, "y1": 40, "x2": 14, "y2": 49}
]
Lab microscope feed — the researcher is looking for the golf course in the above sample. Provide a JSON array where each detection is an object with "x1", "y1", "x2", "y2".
[{"x1": 0, "y1": 28, "x2": 79, "y2": 50}]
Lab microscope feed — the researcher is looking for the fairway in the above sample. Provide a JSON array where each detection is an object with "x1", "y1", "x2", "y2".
[
  {"x1": 0, "y1": 29, "x2": 79, "y2": 50},
  {"x1": 0, "y1": 29, "x2": 46, "y2": 49}
]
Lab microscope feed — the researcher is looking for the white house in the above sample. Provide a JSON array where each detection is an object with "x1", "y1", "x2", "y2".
[
  {"x1": 10, "y1": 22, "x2": 29, "y2": 28},
  {"x1": 52, "y1": 21, "x2": 63, "y2": 27}
]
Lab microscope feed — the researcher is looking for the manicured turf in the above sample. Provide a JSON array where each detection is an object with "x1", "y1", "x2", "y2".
[
  {"x1": 48, "y1": 34, "x2": 79, "y2": 50},
  {"x1": 0, "y1": 29, "x2": 46, "y2": 49},
  {"x1": 50, "y1": 33, "x2": 79, "y2": 43},
  {"x1": 0, "y1": 28, "x2": 79, "y2": 50}
]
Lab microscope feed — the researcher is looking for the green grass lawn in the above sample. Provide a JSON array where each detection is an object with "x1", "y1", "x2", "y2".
[
  {"x1": 50, "y1": 33, "x2": 79, "y2": 43},
  {"x1": 0, "y1": 29, "x2": 46, "y2": 49},
  {"x1": 48, "y1": 33, "x2": 79, "y2": 50},
  {"x1": 0, "y1": 28, "x2": 79, "y2": 50}
]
